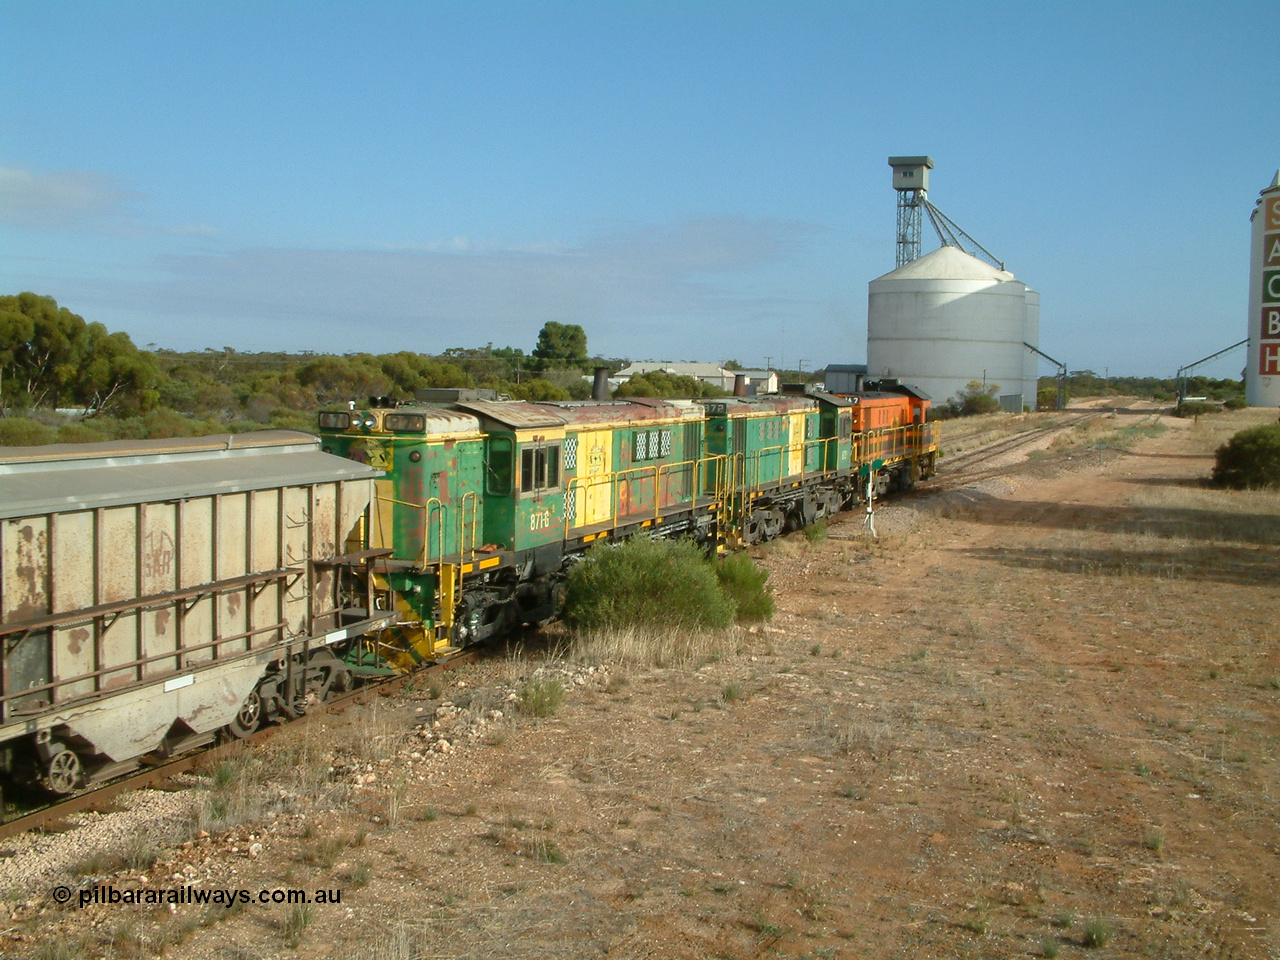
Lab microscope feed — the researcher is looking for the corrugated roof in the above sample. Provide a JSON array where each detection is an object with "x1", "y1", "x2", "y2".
[
  {"x1": 543, "y1": 399, "x2": 689, "y2": 426},
  {"x1": 0, "y1": 433, "x2": 380, "y2": 520},
  {"x1": 454, "y1": 401, "x2": 567, "y2": 429},
  {"x1": 871, "y1": 245, "x2": 1017, "y2": 283},
  {"x1": 615, "y1": 361, "x2": 728, "y2": 378},
  {"x1": 699, "y1": 397, "x2": 816, "y2": 417},
  {"x1": 804, "y1": 389, "x2": 856, "y2": 408}
]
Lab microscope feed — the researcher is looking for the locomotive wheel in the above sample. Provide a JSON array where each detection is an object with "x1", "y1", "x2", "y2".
[
  {"x1": 45, "y1": 747, "x2": 83, "y2": 795},
  {"x1": 225, "y1": 690, "x2": 262, "y2": 739}
]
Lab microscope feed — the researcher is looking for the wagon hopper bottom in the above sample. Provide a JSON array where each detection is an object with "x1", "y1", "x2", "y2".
[{"x1": 0, "y1": 433, "x2": 391, "y2": 795}]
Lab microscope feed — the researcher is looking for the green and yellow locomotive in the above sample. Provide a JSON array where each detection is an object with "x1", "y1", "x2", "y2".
[{"x1": 318, "y1": 381, "x2": 938, "y2": 670}]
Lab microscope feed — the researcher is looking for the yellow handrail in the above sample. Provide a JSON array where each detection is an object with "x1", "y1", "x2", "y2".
[
  {"x1": 737, "y1": 437, "x2": 835, "y2": 494},
  {"x1": 375, "y1": 494, "x2": 443, "y2": 572},
  {"x1": 457, "y1": 490, "x2": 479, "y2": 564},
  {"x1": 561, "y1": 454, "x2": 727, "y2": 538}
]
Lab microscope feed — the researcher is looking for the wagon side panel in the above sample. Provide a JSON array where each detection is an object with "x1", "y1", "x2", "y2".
[
  {"x1": 179, "y1": 497, "x2": 215, "y2": 666},
  {"x1": 282, "y1": 485, "x2": 311, "y2": 637},
  {"x1": 51, "y1": 511, "x2": 97, "y2": 700},
  {"x1": 251, "y1": 488, "x2": 284, "y2": 649},
  {"x1": 99, "y1": 506, "x2": 140, "y2": 690},
  {"x1": 139, "y1": 502, "x2": 179, "y2": 678},
  {"x1": 215, "y1": 493, "x2": 249, "y2": 657}
]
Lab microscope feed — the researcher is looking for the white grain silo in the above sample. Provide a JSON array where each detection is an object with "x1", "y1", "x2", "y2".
[
  {"x1": 1245, "y1": 169, "x2": 1280, "y2": 406},
  {"x1": 866, "y1": 246, "x2": 1039, "y2": 410},
  {"x1": 1023, "y1": 287, "x2": 1041, "y2": 406}
]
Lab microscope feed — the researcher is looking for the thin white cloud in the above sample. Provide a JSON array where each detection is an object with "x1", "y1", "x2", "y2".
[
  {"x1": 90, "y1": 217, "x2": 826, "y2": 355},
  {"x1": 0, "y1": 167, "x2": 140, "y2": 230},
  {"x1": 161, "y1": 223, "x2": 220, "y2": 237}
]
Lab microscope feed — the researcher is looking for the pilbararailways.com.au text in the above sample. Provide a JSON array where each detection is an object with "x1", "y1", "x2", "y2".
[{"x1": 62, "y1": 884, "x2": 342, "y2": 909}]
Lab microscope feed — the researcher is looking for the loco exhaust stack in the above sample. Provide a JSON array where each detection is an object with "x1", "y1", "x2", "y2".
[{"x1": 592, "y1": 368, "x2": 611, "y2": 401}]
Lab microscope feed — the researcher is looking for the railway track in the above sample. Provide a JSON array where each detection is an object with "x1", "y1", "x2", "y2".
[
  {"x1": 928, "y1": 411, "x2": 1097, "y2": 489},
  {"x1": 0, "y1": 652, "x2": 478, "y2": 842}
]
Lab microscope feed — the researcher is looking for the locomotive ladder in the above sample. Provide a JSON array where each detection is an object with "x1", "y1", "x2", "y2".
[
  {"x1": 433, "y1": 491, "x2": 479, "y2": 646},
  {"x1": 437, "y1": 562, "x2": 460, "y2": 646}
]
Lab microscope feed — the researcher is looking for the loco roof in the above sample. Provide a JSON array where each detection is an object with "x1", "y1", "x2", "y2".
[
  {"x1": 454, "y1": 398, "x2": 696, "y2": 429},
  {"x1": 701, "y1": 396, "x2": 817, "y2": 416}
]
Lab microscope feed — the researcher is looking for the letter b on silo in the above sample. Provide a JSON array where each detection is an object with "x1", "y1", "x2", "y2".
[{"x1": 1266, "y1": 307, "x2": 1280, "y2": 339}]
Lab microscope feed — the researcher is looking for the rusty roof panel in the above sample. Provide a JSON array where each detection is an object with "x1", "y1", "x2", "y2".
[
  {"x1": 805, "y1": 389, "x2": 857, "y2": 407},
  {"x1": 453, "y1": 401, "x2": 568, "y2": 429},
  {"x1": 540, "y1": 399, "x2": 692, "y2": 426},
  {"x1": 455, "y1": 398, "x2": 706, "y2": 429},
  {"x1": 698, "y1": 397, "x2": 817, "y2": 417}
]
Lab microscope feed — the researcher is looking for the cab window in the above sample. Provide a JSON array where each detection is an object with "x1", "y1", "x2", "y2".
[
  {"x1": 520, "y1": 444, "x2": 561, "y2": 495},
  {"x1": 486, "y1": 436, "x2": 514, "y2": 495}
]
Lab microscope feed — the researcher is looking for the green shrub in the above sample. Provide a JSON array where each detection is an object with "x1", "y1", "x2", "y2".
[
  {"x1": 1174, "y1": 400, "x2": 1218, "y2": 418},
  {"x1": 1223, "y1": 396, "x2": 1249, "y2": 410},
  {"x1": 517, "y1": 678, "x2": 565, "y2": 718},
  {"x1": 945, "y1": 380, "x2": 1002, "y2": 417},
  {"x1": 136, "y1": 408, "x2": 226, "y2": 438},
  {"x1": 1212, "y1": 424, "x2": 1280, "y2": 489},
  {"x1": 715, "y1": 552, "x2": 775, "y2": 623},
  {"x1": 803, "y1": 519, "x2": 828, "y2": 544},
  {"x1": 564, "y1": 538, "x2": 735, "y2": 631},
  {"x1": 56, "y1": 421, "x2": 112, "y2": 444},
  {"x1": 1081, "y1": 917, "x2": 1113, "y2": 948},
  {"x1": 0, "y1": 417, "x2": 57, "y2": 446}
]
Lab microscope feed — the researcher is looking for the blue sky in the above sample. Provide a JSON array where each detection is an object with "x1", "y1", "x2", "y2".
[{"x1": 1, "y1": 1, "x2": 1274, "y2": 379}]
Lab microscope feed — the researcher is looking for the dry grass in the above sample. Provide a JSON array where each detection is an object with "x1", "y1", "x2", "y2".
[
  {"x1": 349, "y1": 700, "x2": 403, "y2": 765},
  {"x1": 817, "y1": 711, "x2": 893, "y2": 759},
  {"x1": 937, "y1": 410, "x2": 1054, "y2": 451},
  {"x1": 192, "y1": 754, "x2": 272, "y2": 836},
  {"x1": 1182, "y1": 406, "x2": 1279, "y2": 447},
  {"x1": 1044, "y1": 414, "x2": 1166, "y2": 454},
  {"x1": 1125, "y1": 484, "x2": 1280, "y2": 545},
  {"x1": 570, "y1": 625, "x2": 737, "y2": 668},
  {"x1": 330, "y1": 923, "x2": 431, "y2": 960}
]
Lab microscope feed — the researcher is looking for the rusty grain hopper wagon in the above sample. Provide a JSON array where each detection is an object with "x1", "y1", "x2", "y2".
[{"x1": 0, "y1": 432, "x2": 392, "y2": 795}]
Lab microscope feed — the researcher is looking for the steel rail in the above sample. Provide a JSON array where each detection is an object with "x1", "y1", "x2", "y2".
[{"x1": 0, "y1": 652, "x2": 479, "y2": 841}]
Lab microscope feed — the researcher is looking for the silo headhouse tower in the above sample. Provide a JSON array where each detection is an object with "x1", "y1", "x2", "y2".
[{"x1": 867, "y1": 156, "x2": 1041, "y2": 412}]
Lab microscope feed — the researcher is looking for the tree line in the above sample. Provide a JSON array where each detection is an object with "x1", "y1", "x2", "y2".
[
  {"x1": 2, "y1": 292, "x2": 1246, "y2": 445},
  {"x1": 0, "y1": 294, "x2": 736, "y2": 445}
]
